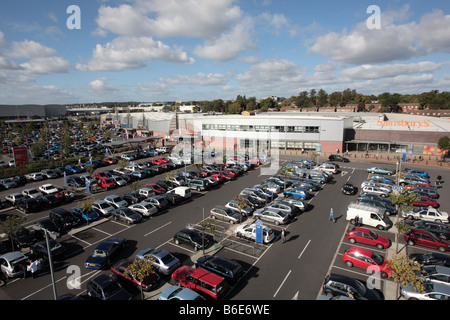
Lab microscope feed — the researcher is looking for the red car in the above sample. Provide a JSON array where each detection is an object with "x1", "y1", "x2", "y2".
[
  {"x1": 346, "y1": 227, "x2": 391, "y2": 249},
  {"x1": 404, "y1": 228, "x2": 450, "y2": 252},
  {"x1": 171, "y1": 266, "x2": 228, "y2": 300},
  {"x1": 342, "y1": 246, "x2": 395, "y2": 278},
  {"x1": 147, "y1": 158, "x2": 164, "y2": 165},
  {"x1": 110, "y1": 259, "x2": 160, "y2": 292},
  {"x1": 93, "y1": 171, "x2": 108, "y2": 180},
  {"x1": 210, "y1": 174, "x2": 224, "y2": 183},
  {"x1": 155, "y1": 157, "x2": 169, "y2": 163},
  {"x1": 103, "y1": 158, "x2": 117, "y2": 165},
  {"x1": 198, "y1": 169, "x2": 209, "y2": 177},
  {"x1": 224, "y1": 169, "x2": 238, "y2": 177},
  {"x1": 405, "y1": 183, "x2": 432, "y2": 189},
  {"x1": 97, "y1": 177, "x2": 115, "y2": 190},
  {"x1": 144, "y1": 183, "x2": 166, "y2": 194},
  {"x1": 411, "y1": 196, "x2": 438, "y2": 208}
]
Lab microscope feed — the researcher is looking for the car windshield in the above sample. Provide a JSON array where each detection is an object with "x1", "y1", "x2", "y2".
[
  {"x1": 371, "y1": 252, "x2": 384, "y2": 265},
  {"x1": 353, "y1": 279, "x2": 367, "y2": 296},
  {"x1": 103, "y1": 281, "x2": 123, "y2": 298},
  {"x1": 99, "y1": 203, "x2": 110, "y2": 209},
  {"x1": 160, "y1": 253, "x2": 176, "y2": 264},
  {"x1": 369, "y1": 230, "x2": 378, "y2": 239}
]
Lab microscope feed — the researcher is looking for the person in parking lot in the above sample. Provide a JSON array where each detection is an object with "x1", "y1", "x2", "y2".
[
  {"x1": 355, "y1": 215, "x2": 360, "y2": 227},
  {"x1": 329, "y1": 208, "x2": 335, "y2": 223},
  {"x1": 281, "y1": 229, "x2": 286, "y2": 243}
]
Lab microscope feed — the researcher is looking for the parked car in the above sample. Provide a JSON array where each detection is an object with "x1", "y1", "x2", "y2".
[
  {"x1": 225, "y1": 200, "x2": 254, "y2": 217},
  {"x1": 32, "y1": 218, "x2": 61, "y2": 240},
  {"x1": 366, "y1": 166, "x2": 394, "y2": 175},
  {"x1": 122, "y1": 192, "x2": 147, "y2": 205},
  {"x1": 22, "y1": 188, "x2": 44, "y2": 200},
  {"x1": 358, "y1": 194, "x2": 393, "y2": 206},
  {"x1": 11, "y1": 226, "x2": 37, "y2": 248},
  {"x1": 405, "y1": 220, "x2": 450, "y2": 240},
  {"x1": 195, "y1": 255, "x2": 243, "y2": 284},
  {"x1": 30, "y1": 239, "x2": 67, "y2": 261},
  {"x1": 273, "y1": 198, "x2": 308, "y2": 212},
  {"x1": 409, "y1": 252, "x2": 450, "y2": 267},
  {"x1": 110, "y1": 259, "x2": 160, "y2": 291},
  {"x1": 111, "y1": 208, "x2": 142, "y2": 224},
  {"x1": 104, "y1": 195, "x2": 128, "y2": 208},
  {"x1": 421, "y1": 265, "x2": 450, "y2": 286},
  {"x1": 235, "y1": 223, "x2": 275, "y2": 243},
  {"x1": 322, "y1": 273, "x2": 384, "y2": 300},
  {"x1": 410, "y1": 187, "x2": 439, "y2": 200},
  {"x1": 342, "y1": 246, "x2": 394, "y2": 278},
  {"x1": 49, "y1": 208, "x2": 80, "y2": 230},
  {"x1": 67, "y1": 176, "x2": 85, "y2": 188},
  {"x1": 128, "y1": 203, "x2": 158, "y2": 217},
  {"x1": 142, "y1": 195, "x2": 169, "y2": 211},
  {"x1": 0, "y1": 251, "x2": 30, "y2": 278},
  {"x1": 86, "y1": 274, "x2": 133, "y2": 300},
  {"x1": 65, "y1": 164, "x2": 82, "y2": 174},
  {"x1": 361, "y1": 186, "x2": 389, "y2": 198},
  {"x1": 209, "y1": 206, "x2": 242, "y2": 224},
  {"x1": 404, "y1": 228, "x2": 450, "y2": 252},
  {"x1": 92, "y1": 200, "x2": 115, "y2": 217},
  {"x1": 38, "y1": 184, "x2": 59, "y2": 195},
  {"x1": 85, "y1": 237, "x2": 126, "y2": 269},
  {"x1": 40, "y1": 169, "x2": 58, "y2": 179},
  {"x1": 136, "y1": 248, "x2": 181, "y2": 275},
  {"x1": 402, "y1": 207, "x2": 449, "y2": 223},
  {"x1": 404, "y1": 169, "x2": 430, "y2": 178},
  {"x1": 40, "y1": 194, "x2": 63, "y2": 208},
  {"x1": 411, "y1": 196, "x2": 438, "y2": 208},
  {"x1": 16, "y1": 198, "x2": 40, "y2": 213},
  {"x1": 400, "y1": 281, "x2": 450, "y2": 300},
  {"x1": 346, "y1": 226, "x2": 391, "y2": 249},
  {"x1": 0, "y1": 178, "x2": 17, "y2": 190},
  {"x1": 357, "y1": 199, "x2": 397, "y2": 216},
  {"x1": 158, "y1": 286, "x2": 205, "y2": 300},
  {"x1": 171, "y1": 266, "x2": 228, "y2": 300},
  {"x1": 283, "y1": 188, "x2": 311, "y2": 200},
  {"x1": 28, "y1": 172, "x2": 44, "y2": 181},
  {"x1": 173, "y1": 228, "x2": 209, "y2": 251},
  {"x1": 72, "y1": 207, "x2": 100, "y2": 222}
]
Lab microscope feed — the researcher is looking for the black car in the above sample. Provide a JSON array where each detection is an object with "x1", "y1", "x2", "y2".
[
  {"x1": 156, "y1": 180, "x2": 176, "y2": 191},
  {"x1": 357, "y1": 199, "x2": 397, "y2": 216},
  {"x1": 328, "y1": 154, "x2": 350, "y2": 162},
  {"x1": 322, "y1": 273, "x2": 384, "y2": 300},
  {"x1": 67, "y1": 176, "x2": 85, "y2": 188},
  {"x1": 12, "y1": 226, "x2": 37, "y2": 248},
  {"x1": 144, "y1": 195, "x2": 169, "y2": 210},
  {"x1": 30, "y1": 240, "x2": 67, "y2": 261},
  {"x1": 12, "y1": 175, "x2": 27, "y2": 186},
  {"x1": 49, "y1": 208, "x2": 80, "y2": 230},
  {"x1": 195, "y1": 255, "x2": 243, "y2": 284},
  {"x1": 40, "y1": 194, "x2": 63, "y2": 208},
  {"x1": 405, "y1": 220, "x2": 450, "y2": 240},
  {"x1": 409, "y1": 253, "x2": 450, "y2": 267},
  {"x1": 342, "y1": 182, "x2": 356, "y2": 195},
  {"x1": 122, "y1": 192, "x2": 147, "y2": 205},
  {"x1": 86, "y1": 274, "x2": 132, "y2": 300},
  {"x1": 173, "y1": 228, "x2": 209, "y2": 251},
  {"x1": 16, "y1": 198, "x2": 40, "y2": 213},
  {"x1": 161, "y1": 193, "x2": 183, "y2": 206},
  {"x1": 32, "y1": 218, "x2": 62, "y2": 240}
]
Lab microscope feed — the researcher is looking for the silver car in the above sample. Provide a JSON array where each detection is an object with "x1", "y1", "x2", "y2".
[
  {"x1": 253, "y1": 208, "x2": 290, "y2": 225},
  {"x1": 92, "y1": 200, "x2": 115, "y2": 217},
  {"x1": 225, "y1": 200, "x2": 254, "y2": 216},
  {"x1": 273, "y1": 198, "x2": 308, "y2": 212},
  {"x1": 128, "y1": 203, "x2": 158, "y2": 217},
  {"x1": 210, "y1": 206, "x2": 241, "y2": 224},
  {"x1": 421, "y1": 265, "x2": 450, "y2": 286},
  {"x1": 136, "y1": 248, "x2": 180, "y2": 275},
  {"x1": 104, "y1": 195, "x2": 128, "y2": 208},
  {"x1": 400, "y1": 282, "x2": 450, "y2": 300},
  {"x1": 0, "y1": 251, "x2": 29, "y2": 278},
  {"x1": 264, "y1": 202, "x2": 296, "y2": 218}
]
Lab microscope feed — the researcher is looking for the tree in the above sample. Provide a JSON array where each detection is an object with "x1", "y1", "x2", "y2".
[
  {"x1": 437, "y1": 135, "x2": 450, "y2": 160},
  {"x1": 259, "y1": 97, "x2": 276, "y2": 112},
  {"x1": 75, "y1": 198, "x2": 95, "y2": 225},
  {"x1": 317, "y1": 89, "x2": 328, "y2": 107},
  {"x1": 0, "y1": 215, "x2": 26, "y2": 251},
  {"x1": 124, "y1": 257, "x2": 156, "y2": 300},
  {"x1": 387, "y1": 255, "x2": 425, "y2": 296},
  {"x1": 198, "y1": 220, "x2": 217, "y2": 254}
]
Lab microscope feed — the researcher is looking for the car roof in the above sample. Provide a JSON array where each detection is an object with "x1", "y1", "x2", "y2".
[
  {"x1": 0, "y1": 251, "x2": 27, "y2": 261},
  {"x1": 347, "y1": 246, "x2": 373, "y2": 257},
  {"x1": 191, "y1": 267, "x2": 225, "y2": 284}
]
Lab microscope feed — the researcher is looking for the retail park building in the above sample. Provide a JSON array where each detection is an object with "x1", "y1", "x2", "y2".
[{"x1": 101, "y1": 110, "x2": 450, "y2": 157}]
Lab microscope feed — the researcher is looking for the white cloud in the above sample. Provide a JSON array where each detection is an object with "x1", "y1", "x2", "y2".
[
  {"x1": 77, "y1": 36, "x2": 195, "y2": 72},
  {"x1": 161, "y1": 72, "x2": 228, "y2": 86},
  {"x1": 7, "y1": 39, "x2": 58, "y2": 59},
  {"x1": 340, "y1": 62, "x2": 443, "y2": 80},
  {"x1": 308, "y1": 7, "x2": 450, "y2": 65},
  {"x1": 19, "y1": 56, "x2": 72, "y2": 75}
]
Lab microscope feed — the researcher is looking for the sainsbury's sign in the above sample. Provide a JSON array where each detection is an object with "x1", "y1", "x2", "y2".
[{"x1": 377, "y1": 119, "x2": 430, "y2": 128}]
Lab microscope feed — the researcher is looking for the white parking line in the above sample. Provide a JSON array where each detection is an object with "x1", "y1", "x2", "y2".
[
  {"x1": 298, "y1": 239, "x2": 311, "y2": 259},
  {"x1": 144, "y1": 221, "x2": 172, "y2": 237},
  {"x1": 273, "y1": 270, "x2": 291, "y2": 298}
]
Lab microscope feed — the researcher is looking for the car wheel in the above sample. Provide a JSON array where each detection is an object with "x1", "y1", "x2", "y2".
[
  {"x1": 275, "y1": 220, "x2": 280, "y2": 225},
  {"x1": 349, "y1": 238, "x2": 356, "y2": 244},
  {"x1": 407, "y1": 240, "x2": 415, "y2": 246},
  {"x1": 211, "y1": 215, "x2": 216, "y2": 219},
  {"x1": 438, "y1": 246, "x2": 446, "y2": 253},
  {"x1": 174, "y1": 239, "x2": 180, "y2": 245},
  {"x1": 229, "y1": 219, "x2": 234, "y2": 224},
  {"x1": 345, "y1": 260, "x2": 353, "y2": 268},
  {"x1": 376, "y1": 243, "x2": 385, "y2": 250}
]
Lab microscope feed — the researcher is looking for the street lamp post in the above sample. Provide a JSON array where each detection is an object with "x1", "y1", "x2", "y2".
[{"x1": 43, "y1": 229, "x2": 57, "y2": 300}]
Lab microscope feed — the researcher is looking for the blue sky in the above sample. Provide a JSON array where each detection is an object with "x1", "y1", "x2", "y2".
[{"x1": 0, "y1": 0, "x2": 449, "y2": 104}]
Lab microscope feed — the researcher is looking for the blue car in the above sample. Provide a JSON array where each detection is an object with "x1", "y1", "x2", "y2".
[
  {"x1": 65, "y1": 164, "x2": 83, "y2": 174},
  {"x1": 369, "y1": 175, "x2": 395, "y2": 184},
  {"x1": 85, "y1": 237, "x2": 126, "y2": 270},
  {"x1": 357, "y1": 194, "x2": 393, "y2": 206},
  {"x1": 0, "y1": 178, "x2": 17, "y2": 189},
  {"x1": 367, "y1": 166, "x2": 394, "y2": 175},
  {"x1": 158, "y1": 285, "x2": 205, "y2": 300},
  {"x1": 405, "y1": 169, "x2": 429, "y2": 179},
  {"x1": 283, "y1": 188, "x2": 311, "y2": 200},
  {"x1": 72, "y1": 207, "x2": 99, "y2": 222}
]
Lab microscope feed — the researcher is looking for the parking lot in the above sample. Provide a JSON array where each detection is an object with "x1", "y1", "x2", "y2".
[{"x1": 0, "y1": 154, "x2": 449, "y2": 301}]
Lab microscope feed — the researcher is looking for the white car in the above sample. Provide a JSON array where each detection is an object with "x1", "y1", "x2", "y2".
[
  {"x1": 8, "y1": 160, "x2": 15, "y2": 167},
  {"x1": 235, "y1": 223, "x2": 275, "y2": 244},
  {"x1": 92, "y1": 200, "x2": 115, "y2": 217},
  {"x1": 22, "y1": 188, "x2": 44, "y2": 199},
  {"x1": 39, "y1": 184, "x2": 59, "y2": 195},
  {"x1": 0, "y1": 252, "x2": 29, "y2": 278},
  {"x1": 402, "y1": 207, "x2": 449, "y2": 223},
  {"x1": 361, "y1": 180, "x2": 393, "y2": 192},
  {"x1": 5, "y1": 193, "x2": 25, "y2": 205},
  {"x1": 128, "y1": 203, "x2": 158, "y2": 217},
  {"x1": 28, "y1": 172, "x2": 44, "y2": 181}
]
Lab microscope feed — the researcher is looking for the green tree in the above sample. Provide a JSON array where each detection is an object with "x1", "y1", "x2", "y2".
[
  {"x1": 259, "y1": 97, "x2": 276, "y2": 112},
  {"x1": 387, "y1": 255, "x2": 425, "y2": 296},
  {"x1": 437, "y1": 135, "x2": 450, "y2": 160},
  {"x1": 0, "y1": 215, "x2": 26, "y2": 250},
  {"x1": 125, "y1": 257, "x2": 156, "y2": 300}
]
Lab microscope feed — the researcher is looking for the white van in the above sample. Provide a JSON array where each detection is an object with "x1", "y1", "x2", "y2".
[
  {"x1": 346, "y1": 203, "x2": 393, "y2": 230},
  {"x1": 156, "y1": 146, "x2": 171, "y2": 154},
  {"x1": 317, "y1": 163, "x2": 338, "y2": 174},
  {"x1": 167, "y1": 186, "x2": 192, "y2": 199}
]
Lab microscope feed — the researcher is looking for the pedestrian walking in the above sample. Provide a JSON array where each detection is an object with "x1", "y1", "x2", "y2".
[
  {"x1": 355, "y1": 214, "x2": 360, "y2": 227},
  {"x1": 29, "y1": 259, "x2": 40, "y2": 279},
  {"x1": 281, "y1": 228, "x2": 286, "y2": 243},
  {"x1": 329, "y1": 208, "x2": 336, "y2": 223}
]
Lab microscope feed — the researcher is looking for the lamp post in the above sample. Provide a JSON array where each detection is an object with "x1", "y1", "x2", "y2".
[{"x1": 43, "y1": 229, "x2": 57, "y2": 300}]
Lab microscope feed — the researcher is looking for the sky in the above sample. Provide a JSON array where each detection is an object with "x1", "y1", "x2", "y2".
[{"x1": 0, "y1": 0, "x2": 449, "y2": 105}]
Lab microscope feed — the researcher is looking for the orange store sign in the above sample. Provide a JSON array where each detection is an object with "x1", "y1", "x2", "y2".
[{"x1": 377, "y1": 119, "x2": 430, "y2": 128}]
